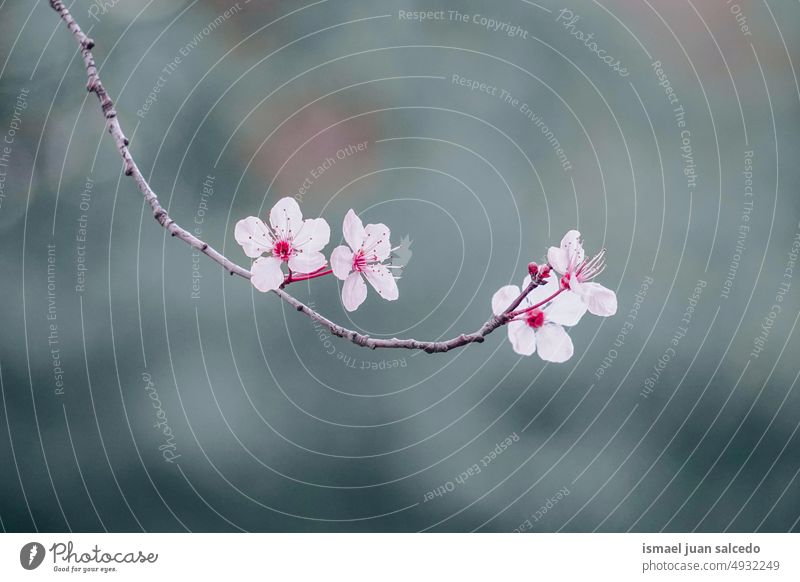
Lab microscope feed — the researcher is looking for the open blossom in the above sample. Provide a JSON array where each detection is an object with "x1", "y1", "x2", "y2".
[
  {"x1": 492, "y1": 276, "x2": 585, "y2": 362},
  {"x1": 330, "y1": 209, "x2": 399, "y2": 311},
  {"x1": 235, "y1": 197, "x2": 330, "y2": 292},
  {"x1": 547, "y1": 230, "x2": 617, "y2": 317}
]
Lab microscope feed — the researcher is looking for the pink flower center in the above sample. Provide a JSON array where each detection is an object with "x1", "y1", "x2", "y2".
[
  {"x1": 525, "y1": 308, "x2": 545, "y2": 329},
  {"x1": 352, "y1": 250, "x2": 367, "y2": 272},
  {"x1": 561, "y1": 273, "x2": 572, "y2": 289},
  {"x1": 273, "y1": 239, "x2": 293, "y2": 261}
]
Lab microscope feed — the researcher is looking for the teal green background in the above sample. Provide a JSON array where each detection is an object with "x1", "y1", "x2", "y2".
[{"x1": 0, "y1": 0, "x2": 799, "y2": 532}]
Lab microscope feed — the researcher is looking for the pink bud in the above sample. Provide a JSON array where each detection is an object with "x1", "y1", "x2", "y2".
[
  {"x1": 539, "y1": 265, "x2": 551, "y2": 279},
  {"x1": 527, "y1": 262, "x2": 539, "y2": 277}
]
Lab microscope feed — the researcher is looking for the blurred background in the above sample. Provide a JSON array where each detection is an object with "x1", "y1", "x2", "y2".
[{"x1": 0, "y1": 0, "x2": 798, "y2": 532}]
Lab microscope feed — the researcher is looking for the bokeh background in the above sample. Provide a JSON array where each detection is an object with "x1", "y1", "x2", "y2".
[{"x1": 0, "y1": 0, "x2": 798, "y2": 532}]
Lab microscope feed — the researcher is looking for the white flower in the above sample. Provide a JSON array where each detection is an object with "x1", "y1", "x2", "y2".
[
  {"x1": 330, "y1": 209, "x2": 399, "y2": 311},
  {"x1": 547, "y1": 230, "x2": 617, "y2": 317},
  {"x1": 235, "y1": 197, "x2": 330, "y2": 292},
  {"x1": 492, "y1": 276, "x2": 586, "y2": 362}
]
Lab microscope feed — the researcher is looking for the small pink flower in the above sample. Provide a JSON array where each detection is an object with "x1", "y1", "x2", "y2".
[
  {"x1": 235, "y1": 197, "x2": 330, "y2": 292},
  {"x1": 492, "y1": 276, "x2": 585, "y2": 362},
  {"x1": 547, "y1": 230, "x2": 617, "y2": 317},
  {"x1": 330, "y1": 209, "x2": 399, "y2": 311}
]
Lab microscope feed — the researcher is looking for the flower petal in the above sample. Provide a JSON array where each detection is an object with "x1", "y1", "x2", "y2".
[
  {"x1": 363, "y1": 223, "x2": 392, "y2": 261},
  {"x1": 547, "y1": 246, "x2": 570, "y2": 275},
  {"x1": 535, "y1": 324, "x2": 574, "y2": 363},
  {"x1": 330, "y1": 246, "x2": 353, "y2": 280},
  {"x1": 250, "y1": 256, "x2": 284, "y2": 292},
  {"x1": 363, "y1": 264, "x2": 399, "y2": 300},
  {"x1": 526, "y1": 275, "x2": 559, "y2": 305},
  {"x1": 492, "y1": 285, "x2": 521, "y2": 316},
  {"x1": 235, "y1": 216, "x2": 272, "y2": 258},
  {"x1": 342, "y1": 209, "x2": 365, "y2": 250},
  {"x1": 288, "y1": 251, "x2": 326, "y2": 274},
  {"x1": 341, "y1": 272, "x2": 367, "y2": 312},
  {"x1": 560, "y1": 229, "x2": 584, "y2": 270},
  {"x1": 577, "y1": 282, "x2": 617, "y2": 316},
  {"x1": 269, "y1": 197, "x2": 303, "y2": 239},
  {"x1": 508, "y1": 321, "x2": 537, "y2": 356},
  {"x1": 293, "y1": 217, "x2": 330, "y2": 253},
  {"x1": 544, "y1": 291, "x2": 588, "y2": 326}
]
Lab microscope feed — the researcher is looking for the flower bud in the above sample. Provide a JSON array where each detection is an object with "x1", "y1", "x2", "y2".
[
  {"x1": 527, "y1": 262, "x2": 539, "y2": 277},
  {"x1": 539, "y1": 265, "x2": 551, "y2": 280}
]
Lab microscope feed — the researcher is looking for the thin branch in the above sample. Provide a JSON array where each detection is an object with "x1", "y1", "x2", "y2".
[{"x1": 49, "y1": 1, "x2": 536, "y2": 354}]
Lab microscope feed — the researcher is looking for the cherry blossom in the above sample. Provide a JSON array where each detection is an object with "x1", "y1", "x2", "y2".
[
  {"x1": 235, "y1": 197, "x2": 330, "y2": 292},
  {"x1": 492, "y1": 275, "x2": 584, "y2": 362},
  {"x1": 330, "y1": 209, "x2": 399, "y2": 311},
  {"x1": 547, "y1": 230, "x2": 617, "y2": 317}
]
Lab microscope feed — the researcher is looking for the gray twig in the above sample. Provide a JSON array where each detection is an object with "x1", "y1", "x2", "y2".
[{"x1": 50, "y1": 0, "x2": 535, "y2": 353}]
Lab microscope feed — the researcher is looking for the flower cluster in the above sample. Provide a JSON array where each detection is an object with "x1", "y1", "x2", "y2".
[
  {"x1": 236, "y1": 200, "x2": 616, "y2": 363},
  {"x1": 491, "y1": 230, "x2": 617, "y2": 362},
  {"x1": 235, "y1": 197, "x2": 400, "y2": 311}
]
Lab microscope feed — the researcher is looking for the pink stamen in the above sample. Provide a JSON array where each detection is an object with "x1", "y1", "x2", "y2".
[
  {"x1": 352, "y1": 250, "x2": 368, "y2": 272},
  {"x1": 361, "y1": 234, "x2": 386, "y2": 263},
  {"x1": 576, "y1": 248, "x2": 606, "y2": 282},
  {"x1": 273, "y1": 239, "x2": 293, "y2": 261},
  {"x1": 352, "y1": 233, "x2": 388, "y2": 272}
]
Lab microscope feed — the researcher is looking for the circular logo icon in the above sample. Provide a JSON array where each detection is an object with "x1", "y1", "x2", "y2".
[{"x1": 20, "y1": 542, "x2": 45, "y2": 570}]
